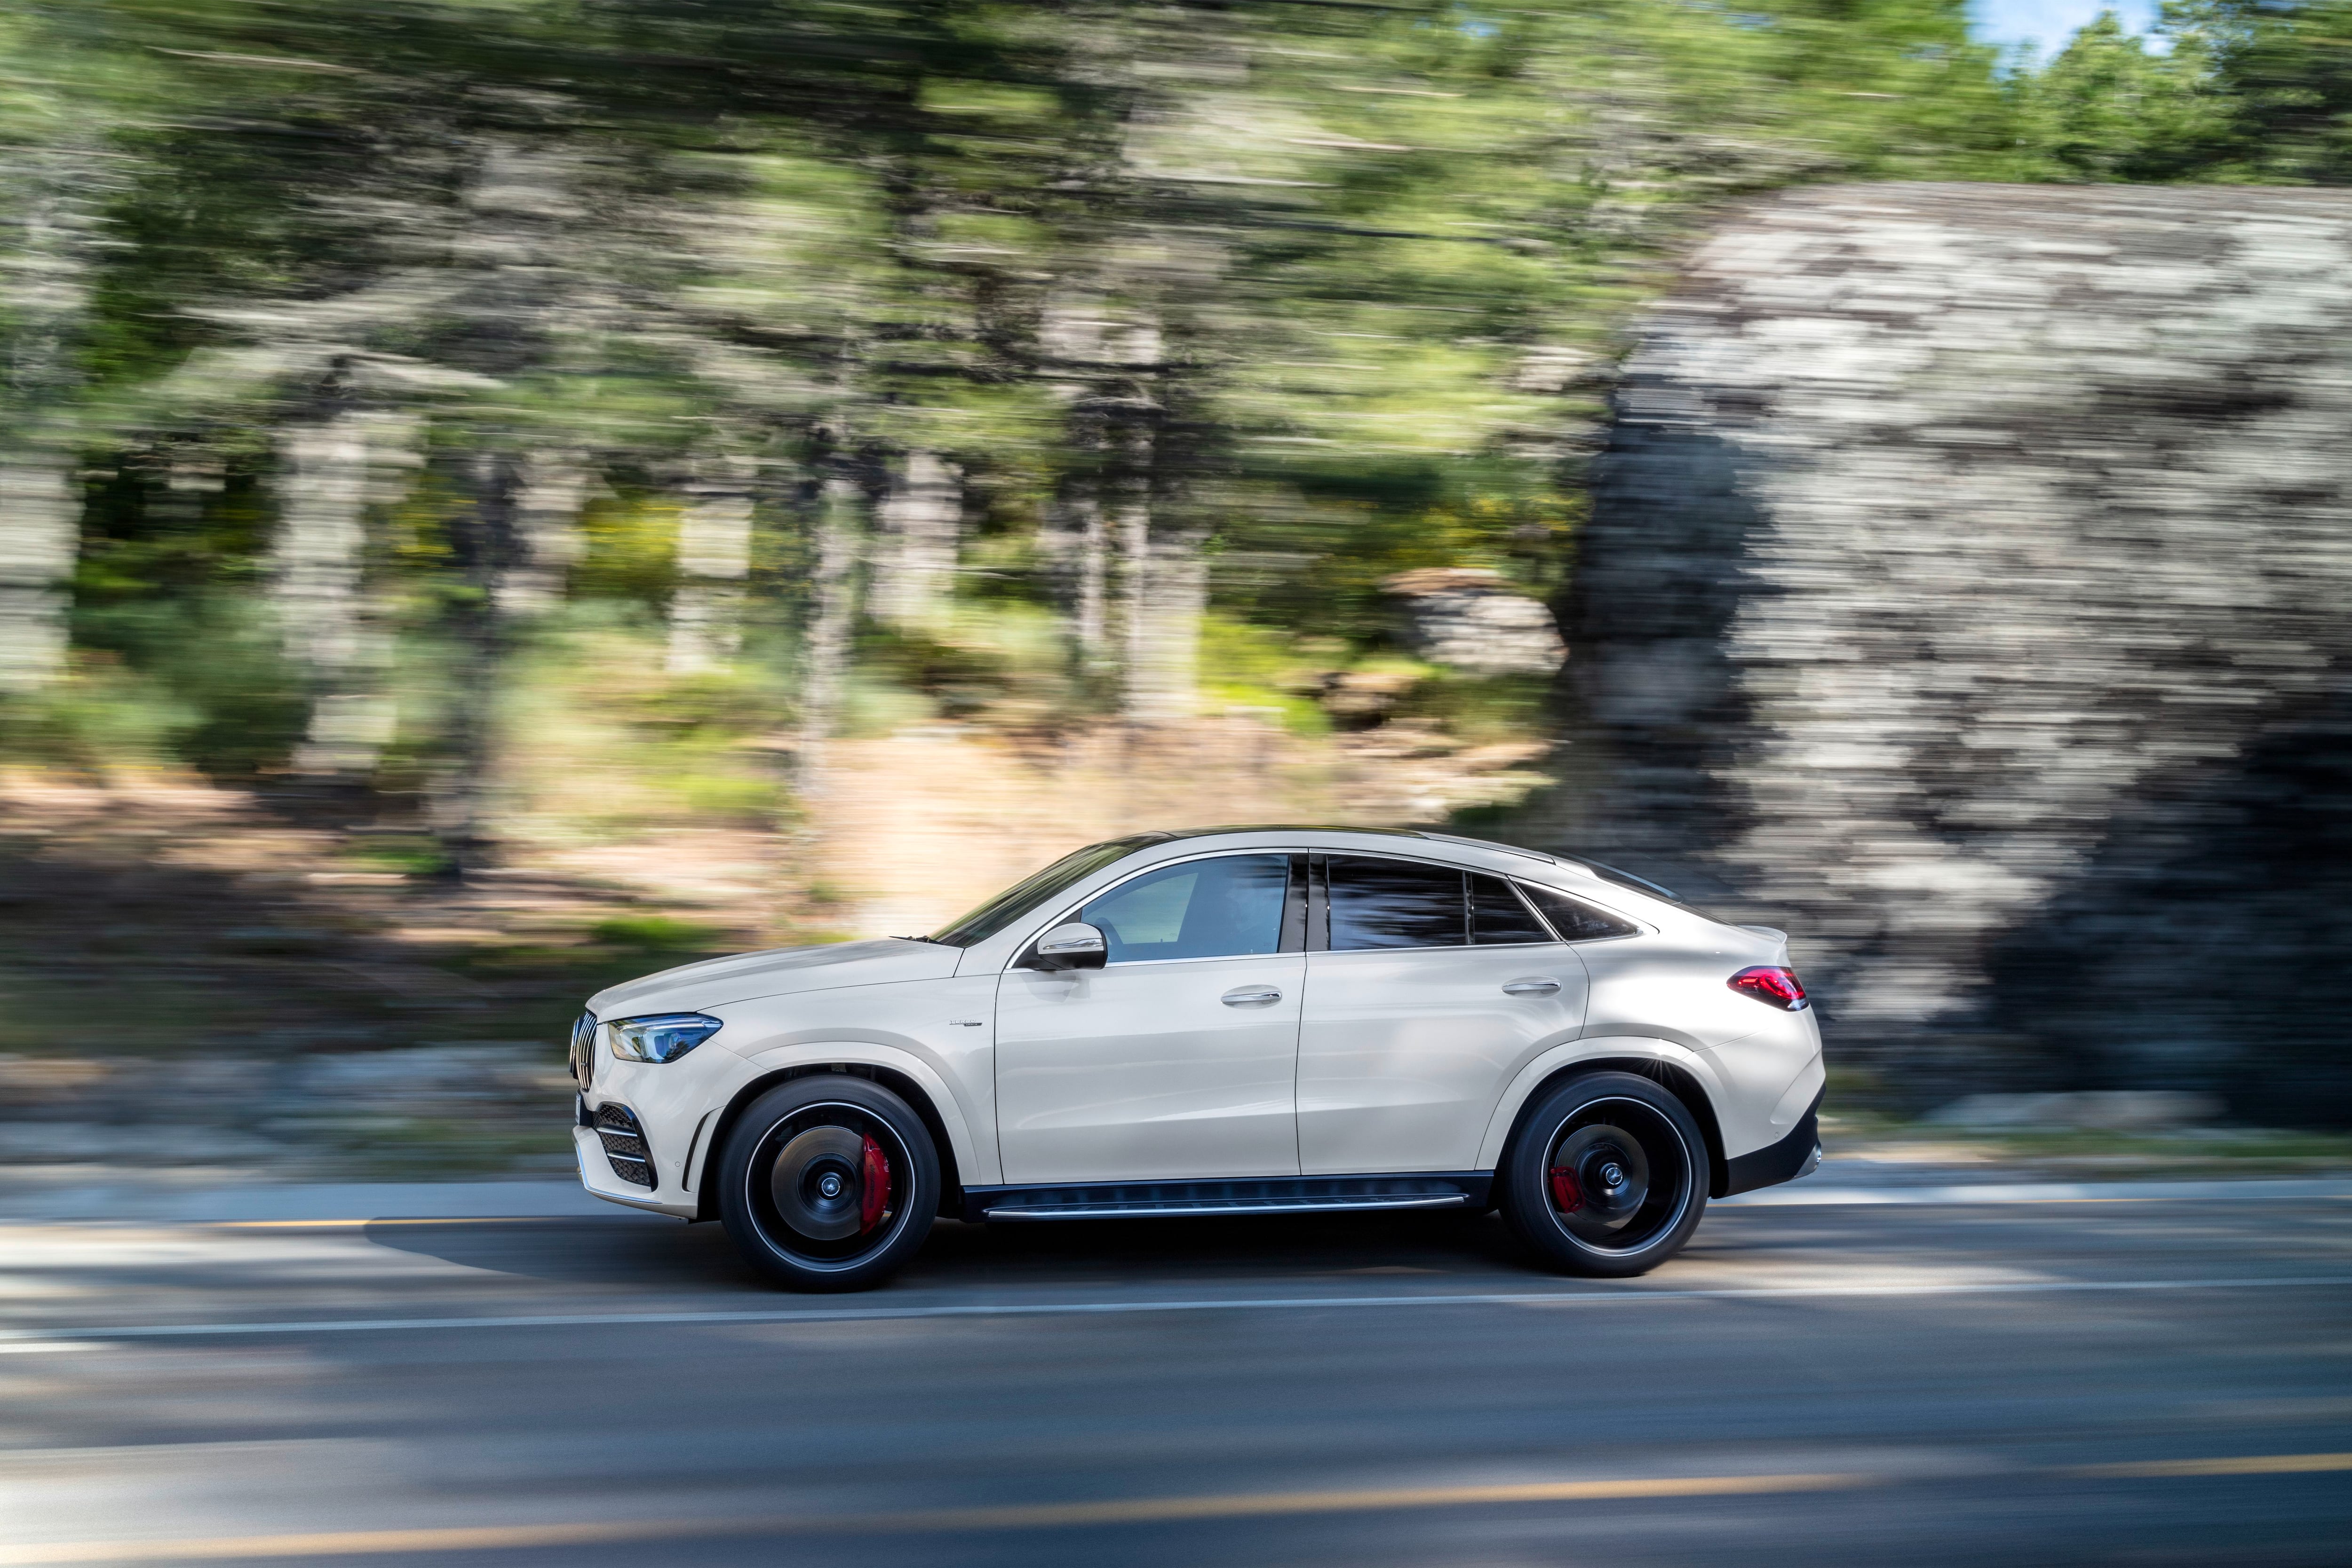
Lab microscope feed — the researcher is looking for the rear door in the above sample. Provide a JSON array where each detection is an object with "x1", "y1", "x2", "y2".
[
  {"x1": 995, "y1": 852, "x2": 1305, "y2": 1184},
  {"x1": 1297, "y1": 855, "x2": 1587, "y2": 1174}
]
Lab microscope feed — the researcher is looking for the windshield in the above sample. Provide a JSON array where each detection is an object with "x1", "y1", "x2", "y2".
[{"x1": 926, "y1": 835, "x2": 1167, "y2": 947}]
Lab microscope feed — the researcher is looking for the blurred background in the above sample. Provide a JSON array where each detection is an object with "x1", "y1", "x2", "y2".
[{"x1": 4, "y1": 0, "x2": 2350, "y2": 1185}]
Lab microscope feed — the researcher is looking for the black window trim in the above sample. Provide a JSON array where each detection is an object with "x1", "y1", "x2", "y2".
[
  {"x1": 1469, "y1": 871, "x2": 1561, "y2": 949},
  {"x1": 1312, "y1": 850, "x2": 1563, "y2": 955},
  {"x1": 1006, "y1": 846, "x2": 1648, "y2": 966}
]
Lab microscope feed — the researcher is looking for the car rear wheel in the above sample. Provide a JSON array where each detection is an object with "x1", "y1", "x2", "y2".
[
  {"x1": 717, "y1": 1076, "x2": 939, "y2": 1292},
  {"x1": 1500, "y1": 1070, "x2": 1709, "y2": 1278}
]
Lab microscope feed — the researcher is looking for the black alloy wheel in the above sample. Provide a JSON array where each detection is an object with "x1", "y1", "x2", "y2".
[
  {"x1": 1501, "y1": 1070, "x2": 1709, "y2": 1278},
  {"x1": 717, "y1": 1076, "x2": 940, "y2": 1292}
]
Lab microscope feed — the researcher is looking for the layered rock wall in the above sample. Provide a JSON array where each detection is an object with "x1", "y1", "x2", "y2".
[{"x1": 1550, "y1": 183, "x2": 2352, "y2": 1121}]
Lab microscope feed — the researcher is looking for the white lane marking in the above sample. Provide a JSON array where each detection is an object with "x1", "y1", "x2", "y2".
[
  {"x1": 3, "y1": 1273, "x2": 2349, "y2": 1345},
  {"x1": 5, "y1": 1455, "x2": 2352, "y2": 1562},
  {"x1": 1718, "y1": 1178, "x2": 2352, "y2": 1207}
]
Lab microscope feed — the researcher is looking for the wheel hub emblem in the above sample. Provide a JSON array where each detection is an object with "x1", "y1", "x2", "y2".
[{"x1": 818, "y1": 1172, "x2": 844, "y2": 1199}]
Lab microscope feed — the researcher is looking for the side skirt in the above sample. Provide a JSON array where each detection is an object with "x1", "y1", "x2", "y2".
[{"x1": 961, "y1": 1172, "x2": 1493, "y2": 1224}]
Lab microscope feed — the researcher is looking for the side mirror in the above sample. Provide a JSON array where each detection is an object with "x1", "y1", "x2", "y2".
[{"x1": 1025, "y1": 921, "x2": 1107, "y2": 972}]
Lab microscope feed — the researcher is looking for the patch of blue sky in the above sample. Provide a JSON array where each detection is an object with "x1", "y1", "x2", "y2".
[{"x1": 1969, "y1": 0, "x2": 2162, "y2": 63}]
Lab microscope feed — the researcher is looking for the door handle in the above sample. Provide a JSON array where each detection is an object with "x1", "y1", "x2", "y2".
[
  {"x1": 1502, "y1": 979, "x2": 1561, "y2": 997},
  {"x1": 1221, "y1": 986, "x2": 1283, "y2": 1006}
]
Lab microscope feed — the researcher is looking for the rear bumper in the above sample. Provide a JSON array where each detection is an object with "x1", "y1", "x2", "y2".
[{"x1": 1719, "y1": 1090, "x2": 1822, "y2": 1197}]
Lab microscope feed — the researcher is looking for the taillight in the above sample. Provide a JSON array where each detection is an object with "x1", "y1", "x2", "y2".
[{"x1": 1728, "y1": 966, "x2": 1807, "y2": 1011}]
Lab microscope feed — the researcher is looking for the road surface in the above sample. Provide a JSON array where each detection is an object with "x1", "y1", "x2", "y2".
[{"x1": 4, "y1": 1184, "x2": 2350, "y2": 1566}]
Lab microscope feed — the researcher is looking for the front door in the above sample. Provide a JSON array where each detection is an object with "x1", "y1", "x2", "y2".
[
  {"x1": 1298, "y1": 855, "x2": 1589, "y2": 1174},
  {"x1": 995, "y1": 852, "x2": 1304, "y2": 1184}
]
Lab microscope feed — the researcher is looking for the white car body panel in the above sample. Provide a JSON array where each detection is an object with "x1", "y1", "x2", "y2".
[
  {"x1": 1298, "y1": 943, "x2": 1588, "y2": 1173},
  {"x1": 996, "y1": 953, "x2": 1305, "y2": 1182},
  {"x1": 1472, "y1": 1036, "x2": 1732, "y2": 1169},
  {"x1": 572, "y1": 826, "x2": 1825, "y2": 1223}
]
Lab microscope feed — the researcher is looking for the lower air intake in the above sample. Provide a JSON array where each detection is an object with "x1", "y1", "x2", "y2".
[{"x1": 593, "y1": 1104, "x2": 655, "y2": 1190}]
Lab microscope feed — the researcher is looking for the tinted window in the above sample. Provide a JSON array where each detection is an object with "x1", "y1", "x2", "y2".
[
  {"x1": 1081, "y1": 854, "x2": 1289, "y2": 963},
  {"x1": 1328, "y1": 857, "x2": 1466, "y2": 950},
  {"x1": 1518, "y1": 882, "x2": 1640, "y2": 942},
  {"x1": 1471, "y1": 873, "x2": 1552, "y2": 944},
  {"x1": 928, "y1": 835, "x2": 1163, "y2": 947}
]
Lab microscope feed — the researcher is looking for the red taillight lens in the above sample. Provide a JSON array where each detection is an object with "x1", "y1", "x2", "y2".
[{"x1": 1728, "y1": 966, "x2": 1807, "y2": 1011}]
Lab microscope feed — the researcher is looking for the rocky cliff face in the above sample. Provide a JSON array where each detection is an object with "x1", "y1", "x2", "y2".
[{"x1": 1544, "y1": 183, "x2": 2352, "y2": 1122}]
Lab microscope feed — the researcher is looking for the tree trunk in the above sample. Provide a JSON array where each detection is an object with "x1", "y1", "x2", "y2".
[
  {"x1": 430, "y1": 451, "x2": 524, "y2": 876},
  {"x1": 1126, "y1": 529, "x2": 1206, "y2": 724},
  {"x1": 0, "y1": 456, "x2": 77, "y2": 693},
  {"x1": 498, "y1": 448, "x2": 590, "y2": 618},
  {"x1": 866, "y1": 450, "x2": 961, "y2": 632},
  {"x1": 666, "y1": 455, "x2": 758, "y2": 674},
  {"x1": 271, "y1": 413, "x2": 374, "y2": 673},
  {"x1": 1072, "y1": 484, "x2": 1109, "y2": 659},
  {"x1": 792, "y1": 474, "x2": 867, "y2": 797},
  {"x1": 0, "y1": 145, "x2": 98, "y2": 693},
  {"x1": 274, "y1": 410, "x2": 413, "y2": 775}
]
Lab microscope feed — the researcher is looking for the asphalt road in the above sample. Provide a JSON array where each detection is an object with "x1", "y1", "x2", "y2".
[{"x1": 5, "y1": 1188, "x2": 2351, "y2": 1567}]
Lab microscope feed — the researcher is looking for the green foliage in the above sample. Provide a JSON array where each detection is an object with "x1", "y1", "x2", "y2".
[
  {"x1": 70, "y1": 593, "x2": 310, "y2": 778},
  {"x1": 2010, "y1": 8, "x2": 2244, "y2": 181},
  {"x1": 590, "y1": 914, "x2": 726, "y2": 954},
  {"x1": 8, "y1": 0, "x2": 2350, "y2": 834},
  {"x1": 0, "y1": 657, "x2": 197, "y2": 774}
]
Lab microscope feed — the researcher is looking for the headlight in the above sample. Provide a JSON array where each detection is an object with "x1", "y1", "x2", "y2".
[{"x1": 607, "y1": 1013, "x2": 723, "y2": 1064}]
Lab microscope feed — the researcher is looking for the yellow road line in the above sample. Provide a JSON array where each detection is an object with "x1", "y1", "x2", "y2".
[{"x1": 2, "y1": 1455, "x2": 2347, "y2": 1564}]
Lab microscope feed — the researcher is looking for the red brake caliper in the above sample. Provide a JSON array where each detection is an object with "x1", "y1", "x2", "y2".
[
  {"x1": 1549, "y1": 1165, "x2": 1584, "y2": 1213},
  {"x1": 859, "y1": 1134, "x2": 890, "y2": 1233}
]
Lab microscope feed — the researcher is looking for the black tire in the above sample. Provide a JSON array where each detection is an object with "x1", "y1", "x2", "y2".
[
  {"x1": 717, "y1": 1076, "x2": 940, "y2": 1292},
  {"x1": 1499, "y1": 1071, "x2": 1709, "y2": 1278}
]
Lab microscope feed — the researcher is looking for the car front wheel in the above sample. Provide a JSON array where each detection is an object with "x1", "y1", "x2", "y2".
[
  {"x1": 1501, "y1": 1070, "x2": 1709, "y2": 1278},
  {"x1": 717, "y1": 1076, "x2": 939, "y2": 1292}
]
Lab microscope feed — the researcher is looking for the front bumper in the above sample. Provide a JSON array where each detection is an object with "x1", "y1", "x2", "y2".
[
  {"x1": 575, "y1": 1124, "x2": 700, "y2": 1217},
  {"x1": 573, "y1": 1021, "x2": 744, "y2": 1220}
]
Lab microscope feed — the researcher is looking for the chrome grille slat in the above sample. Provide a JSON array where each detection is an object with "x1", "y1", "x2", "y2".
[{"x1": 568, "y1": 1011, "x2": 598, "y2": 1091}]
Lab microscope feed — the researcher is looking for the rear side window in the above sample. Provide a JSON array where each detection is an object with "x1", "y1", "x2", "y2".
[
  {"x1": 1081, "y1": 854, "x2": 1290, "y2": 963},
  {"x1": 1327, "y1": 856, "x2": 1467, "y2": 950},
  {"x1": 1470, "y1": 873, "x2": 1552, "y2": 944},
  {"x1": 1518, "y1": 882, "x2": 1640, "y2": 942}
]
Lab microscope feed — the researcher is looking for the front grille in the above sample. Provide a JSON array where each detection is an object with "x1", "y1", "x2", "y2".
[
  {"x1": 568, "y1": 1011, "x2": 597, "y2": 1090},
  {"x1": 593, "y1": 1104, "x2": 655, "y2": 1189}
]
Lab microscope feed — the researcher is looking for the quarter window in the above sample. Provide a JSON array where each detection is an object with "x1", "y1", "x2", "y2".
[
  {"x1": 1518, "y1": 882, "x2": 1640, "y2": 942},
  {"x1": 1080, "y1": 854, "x2": 1290, "y2": 963},
  {"x1": 1327, "y1": 856, "x2": 1468, "y2": 950},
  {"x1": 1470, "y1": 873, "x2": 1553, "y2": 945}
]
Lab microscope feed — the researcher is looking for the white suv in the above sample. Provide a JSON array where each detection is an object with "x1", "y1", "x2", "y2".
[{"x1": 570, "y1": 827, "x2": 1823, "y2": 1291}]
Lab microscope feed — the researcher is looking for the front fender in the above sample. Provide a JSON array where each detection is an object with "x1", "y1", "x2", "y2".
[
  {"x1": 1473, "y1": 1035, "x2": 1733, "y2": 1170},
  {"x1": 727, "y1": 1040, "x2": 995, "y2": 1188}
]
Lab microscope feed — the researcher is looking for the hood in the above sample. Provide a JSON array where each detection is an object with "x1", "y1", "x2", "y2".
[{"x1": 586, "y1": 938, "x2": 961, "y2": 1018}]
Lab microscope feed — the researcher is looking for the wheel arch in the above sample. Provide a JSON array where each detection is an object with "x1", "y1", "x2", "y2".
[
  {"x1": 694, "y1": 1061, "x2": 967, "y2": 1222},
  {"x1": 1483, "y1": 1047, "x2": 1733, "y2": 1200}
]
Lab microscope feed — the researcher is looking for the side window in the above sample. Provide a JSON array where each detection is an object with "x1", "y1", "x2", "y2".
[
  {"x1": 1470, "y1": 873, "x2": 1553, "y2": 945},
  {"x1": 1518, "y1": 881, "x2": 1640, "y2": 942},
  {"x1": 1080, "y1": 854, "x2": 1289, "y2": 963},
  {"x1": 1327, "y1": 856, "x2": 1467, "y2": 950}
]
